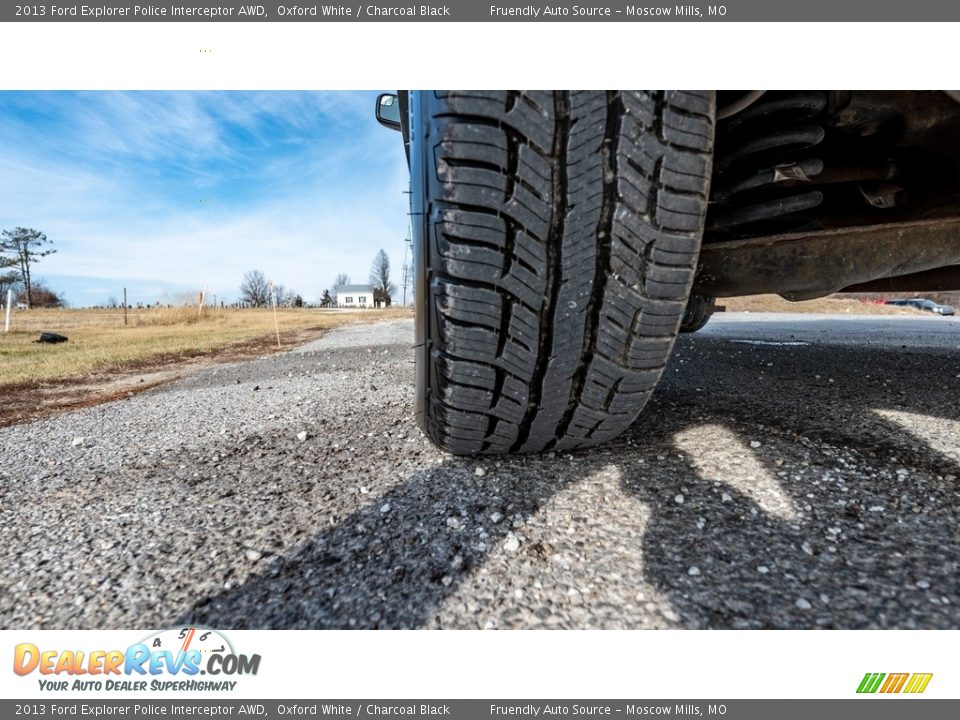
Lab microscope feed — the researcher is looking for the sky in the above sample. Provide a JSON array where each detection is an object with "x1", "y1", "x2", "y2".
[{"x1": 0, "y1": 91, "x2": 411, "y2": 307}]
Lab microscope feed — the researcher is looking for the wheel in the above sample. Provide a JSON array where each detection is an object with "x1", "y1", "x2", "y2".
[
  {"x1": 680, "y1": 294, "x2": 715, "y2": 333},
  {"x1": 411, "y1": 91, "x2": 716, "y2": 454}
]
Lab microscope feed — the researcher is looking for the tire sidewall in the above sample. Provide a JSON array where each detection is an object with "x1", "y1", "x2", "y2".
[{"x1": 409, "y1": 91, "x2": 432, "y2": 436}]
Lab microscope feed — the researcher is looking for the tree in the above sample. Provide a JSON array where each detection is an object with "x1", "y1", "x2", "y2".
[
  {"x1": 17, "y1": 280, "x2": 64, "y2": 308},
  {"x1": 0, "y1": 262, "x2": 19, "y2": 302},
  {"x1": 273, "y1": 284, "x2": 298, "y2": 306},
  {"x1": 369, "y1": 249, "x2": 396, "y2": 307},
  {"x1": 291, "y1": 294, "x2": 304, "y2": 308},
  {"x1": 0, "y1": 227, "x2": 56, "y2": 308},
  {"x1": 239, "y1": 270, "x2": 270, "y2": 307},
  {"x1": 373, "y1": 287, "x2": 392, "y2": 307},
  {"x1": 320, "y1": 289, "x2": 334, "y2": 308}
]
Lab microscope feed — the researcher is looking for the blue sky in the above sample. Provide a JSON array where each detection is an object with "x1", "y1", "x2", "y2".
[{"x1": 0, "y1": 91, "x2": 410, "y2": 307}]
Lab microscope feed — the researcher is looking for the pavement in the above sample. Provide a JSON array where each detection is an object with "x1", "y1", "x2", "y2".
[{"x1": 0, "y1": 313, "x2": 957, "y2": 629}]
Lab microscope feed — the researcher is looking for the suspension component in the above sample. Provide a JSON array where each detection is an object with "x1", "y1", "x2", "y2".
[{"x1": 707, "y1": 91, "x2": 905, "y2": 240}]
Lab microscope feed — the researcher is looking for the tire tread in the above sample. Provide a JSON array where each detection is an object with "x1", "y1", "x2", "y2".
[{"x1": 417, "y1": 90, "x2": 715, "y2": 454}]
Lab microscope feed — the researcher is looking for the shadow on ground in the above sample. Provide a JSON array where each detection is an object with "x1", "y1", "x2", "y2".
[{"x1": 176, "y1": 335, "x2": 960, "y2": 629}]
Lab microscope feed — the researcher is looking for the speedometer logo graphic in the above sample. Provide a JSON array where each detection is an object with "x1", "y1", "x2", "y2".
[{"x1": 141, "y1": 626, "x2": 235, "y2": 661}]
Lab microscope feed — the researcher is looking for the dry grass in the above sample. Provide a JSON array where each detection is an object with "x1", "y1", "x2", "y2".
[
  {"x1": 721, "y1": 294, "x2": 925, "y2": 316},
  {"x1": 0, "y1": 295, "x2": 923, "y2": 392},
  {"x1": 0, "y1": 306, "x2": 411, "y2": 387}
]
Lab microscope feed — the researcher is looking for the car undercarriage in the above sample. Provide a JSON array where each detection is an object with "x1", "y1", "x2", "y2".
[{"x1": 698, "y1": 90, "x2": 960, "y2": 301}]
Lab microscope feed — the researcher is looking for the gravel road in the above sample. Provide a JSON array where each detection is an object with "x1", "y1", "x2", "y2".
[{"x1": 1, "y1": 314, "x2": 957, "y2": 629}]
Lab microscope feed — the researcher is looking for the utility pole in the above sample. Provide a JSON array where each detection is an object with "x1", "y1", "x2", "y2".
[
  {"x1": 123, "y1": 287, "x2": 128, "y2": 326},
  {"x1": 401, "y1": 235, "x2": 413, "y2": 306},
  {"x1": 402, "y1": 190, "x2": 414, "y2": 307},
  {"x1": 4, "y1": 289, "x2": 11, "y2": 333}
]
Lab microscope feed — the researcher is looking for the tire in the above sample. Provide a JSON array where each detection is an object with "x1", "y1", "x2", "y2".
[
  {"x1": 411, "y1": 91, "x2": 716, "y2": 454},
  {"x1": 680, "y1": 294, "x2": 715, "y2": 333},
  {"x1": 37, "y1": 332, "x2": 69, "y2": 344}
]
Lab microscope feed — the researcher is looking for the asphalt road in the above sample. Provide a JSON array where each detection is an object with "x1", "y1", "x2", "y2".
[{"x1": 1, "y1": 313, "x2": 957, "y2": 629}]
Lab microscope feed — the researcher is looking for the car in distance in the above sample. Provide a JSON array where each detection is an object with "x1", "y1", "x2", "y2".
[
  {"x1": 885, "y1": 298, "x2": 956, "y2": 315},
  {"x1": 376, "y1": 91, "x2": 960, "y2": 455}
]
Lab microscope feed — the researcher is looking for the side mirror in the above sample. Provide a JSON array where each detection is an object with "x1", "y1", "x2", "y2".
[{"x1": 375, "y1": 93, "x2": 402, "y2": 131}]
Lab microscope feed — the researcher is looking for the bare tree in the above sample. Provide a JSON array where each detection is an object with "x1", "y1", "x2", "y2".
[
  {"x1": 239, "y1": 270, "x2": 270, "y2": 307},
  {"x1": 17, "y1": 281, "x2": 64, "y2": 309},
  {"x1": 369, "y1": 249, "x2": 397, "y2": 307},
  {"x1": 271, "y1": 283, "x2": 298, "y2": 307},
  {"x1": 1, "y1": 227, "x2": 56, "y2": 308}
]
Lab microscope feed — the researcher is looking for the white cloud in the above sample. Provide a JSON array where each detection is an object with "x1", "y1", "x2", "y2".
[{"x1": 0, "y1": 91, "x2": 412, "y2": 306}]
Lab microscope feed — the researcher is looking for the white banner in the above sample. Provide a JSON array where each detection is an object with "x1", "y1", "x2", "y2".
[{"x1": 2, "y1": 629, "x2": 956, "y2": 699}]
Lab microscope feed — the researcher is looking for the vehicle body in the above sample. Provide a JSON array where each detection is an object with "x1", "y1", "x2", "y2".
[
  {"x1": 886, "y1": 298, "x2": 956, "y2": 315},
  {"x1": 377, "y1": 91, "x2": 960, "y2": 455}
]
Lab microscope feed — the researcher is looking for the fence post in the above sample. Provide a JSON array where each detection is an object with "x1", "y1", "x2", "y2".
[{"x1": 270, "y1": 282, "x2": 281, "y2": 348}]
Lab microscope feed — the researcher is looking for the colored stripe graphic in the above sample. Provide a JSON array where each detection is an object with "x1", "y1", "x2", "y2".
[
  {"x1": 857, "y1": 672, "x2": 933, "y2": 694},
  {"x1": 904, "y1": 673, "x2": 934, "y2": 694},
  {"x1": 880, "y1": 673, "x2": 909, "y2": 693},
  {"x1": 857, "y1": 673, "x2": 885, "y2": 693}
]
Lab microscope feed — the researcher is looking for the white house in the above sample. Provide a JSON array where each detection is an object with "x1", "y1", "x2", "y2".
[{"x1": 335, "y1": 284, "x2": 375, "y2": 308}]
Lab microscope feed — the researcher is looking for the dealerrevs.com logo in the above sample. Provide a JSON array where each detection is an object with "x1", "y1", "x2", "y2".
[
  {"x1": 857, "y1": 673, "x2": 933, "y2": 694},
  {"x1": 13, "y1": 627, "x2": 261, "y2": 692}
]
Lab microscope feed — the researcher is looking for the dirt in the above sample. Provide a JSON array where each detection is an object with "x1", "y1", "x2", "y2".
[
  {"x1": 0, "y1": 298, "x2": 924, "y2": 428},
  {"x1": 719, "y1": 294, "x2": 925, "y2": 315},
  {"x1": 0, "y1": 326, "x2": 328, "y2": 428}
]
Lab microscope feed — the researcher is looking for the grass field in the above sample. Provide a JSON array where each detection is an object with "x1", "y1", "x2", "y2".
[
  {"x1": 0, "y1": 306, "x2": 411, "y2": 387},
  {"x1": 0, "y1": 296, "x2": 924, "y2": 389}
]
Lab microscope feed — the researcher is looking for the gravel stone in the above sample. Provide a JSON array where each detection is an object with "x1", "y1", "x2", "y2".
[{"x1": 1, "y1": 315, "x2": 957, "y2": 630}]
